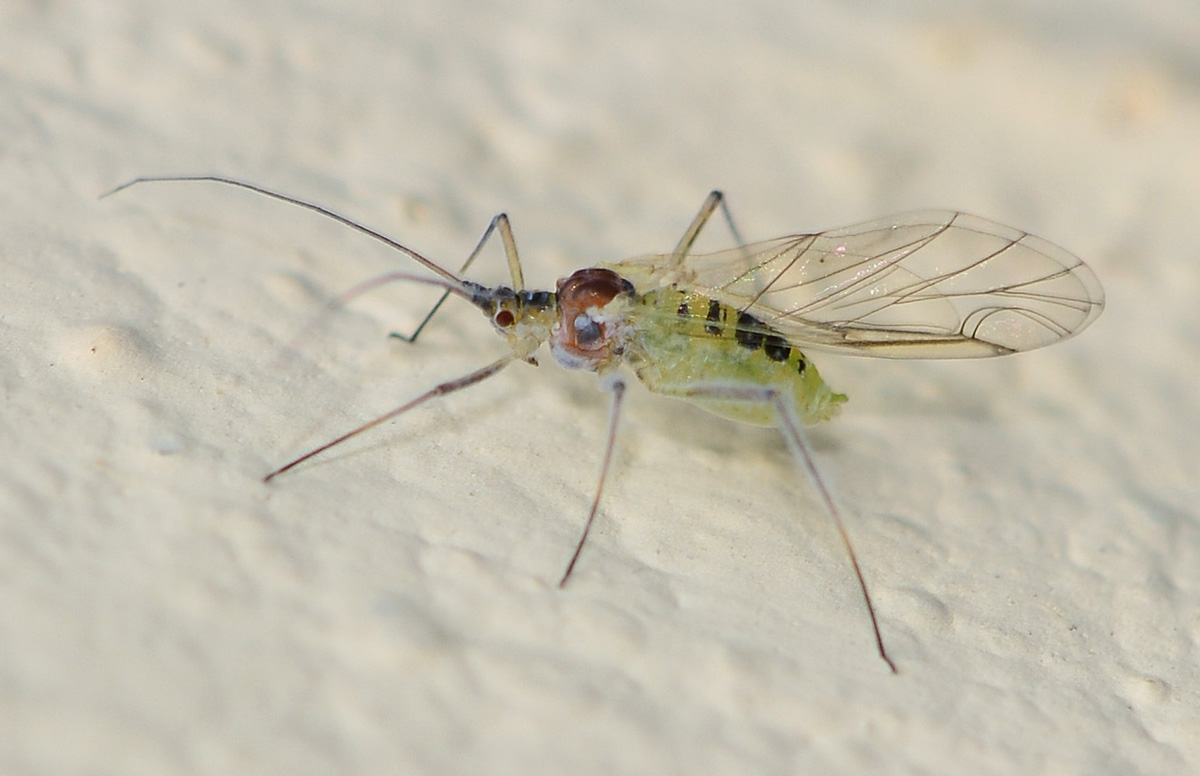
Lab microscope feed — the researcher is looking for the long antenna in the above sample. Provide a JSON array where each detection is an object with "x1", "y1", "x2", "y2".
[{"x1": 102, "y1": 175, "x2": 464, "y2": 285}]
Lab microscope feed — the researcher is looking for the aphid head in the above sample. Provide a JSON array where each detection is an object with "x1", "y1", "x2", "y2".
[
  {"x1": 468, "y1": 286, "x2": 551, "y2": 328},
  {"x1": 463, "y1": 282, "x2": 557, "y2": 359},
  {"x1": 480, "y1": 286, "x2": 521, "y2": 332},
  {"x1": 550, "y1": 268, "x2": 635, "y2": 372}
]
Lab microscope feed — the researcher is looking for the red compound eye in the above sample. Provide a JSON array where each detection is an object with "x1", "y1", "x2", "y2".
[{"x1": 494, "y1": 309, "x2": 515, "y2": 328}]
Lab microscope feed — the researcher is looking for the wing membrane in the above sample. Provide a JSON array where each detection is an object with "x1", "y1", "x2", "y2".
[{"x1": 609, "y1": 210, "x2": 1105, "y2": 359}]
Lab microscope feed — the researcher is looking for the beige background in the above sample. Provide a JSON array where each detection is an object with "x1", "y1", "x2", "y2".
[{"x1": 2, "y1": 1, "x2": 1198, "y2": 773}]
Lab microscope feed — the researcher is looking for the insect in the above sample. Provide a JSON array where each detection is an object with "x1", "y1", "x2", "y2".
[{"x1": 105, "y1": 175, "x2": 1105, "y2": 673}]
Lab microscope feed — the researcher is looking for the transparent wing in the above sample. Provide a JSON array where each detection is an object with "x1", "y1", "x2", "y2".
[{"x1": 608, "y1": 210, "x2": 1105, "y2": 359}]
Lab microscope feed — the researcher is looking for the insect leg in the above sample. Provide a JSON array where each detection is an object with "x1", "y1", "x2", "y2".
[
  {"x1": 287, "y1": 215, "x2": 521, "y2": 348},
  {"x1": 392, "y1": 212, "x2": 524, "y2": 343},
  {"x1": 672, "y1": 382, "x2": 897, "y2": 674},
  {"x1": 768, "y1": 391, "x2": 897, "y2": 674},
  {"x1": 558, "y1": 377, "x2": 627, "y2": 587},
  {"x1": 668, "y1": 190, "x2": 749, "y2": 267},
  {"x1": 263, "y1": 354, "x2": 517, "y2": 482}
]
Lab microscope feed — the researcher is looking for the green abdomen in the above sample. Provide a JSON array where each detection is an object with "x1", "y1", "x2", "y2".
[{"x1": 625, "y1": 289, "x2": 847, "y2": 426}]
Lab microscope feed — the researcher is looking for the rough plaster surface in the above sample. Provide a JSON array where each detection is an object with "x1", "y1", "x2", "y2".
[{"x1": 2, "y1": 1, "x2": 1198, "y2": 773}]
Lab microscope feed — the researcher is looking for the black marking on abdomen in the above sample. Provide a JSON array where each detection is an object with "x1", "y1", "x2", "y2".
[
  {"x1": 677, "y1": 300, "x2": 689, "y2": 317},
  {"x1": 704, "y1": 299, "x2": 723, "y2": 335},
  {"x1": 735, "y1": 311, "x2": 765, "y2": 350},
  {"x1": 764, "y1": 334, "x2": 791, "y2": 362}
]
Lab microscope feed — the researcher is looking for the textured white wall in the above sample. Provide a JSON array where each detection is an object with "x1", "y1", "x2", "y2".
[{"x1": 2, "y1": 1, "x2": 1197, "y2": 773}]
